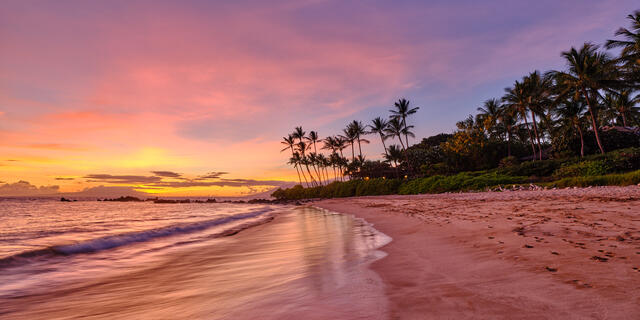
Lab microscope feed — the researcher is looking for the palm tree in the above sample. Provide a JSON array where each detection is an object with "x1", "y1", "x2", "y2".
[
  {"x1": 348, "y1": 120, "x2": 369, "y2": 158},
  {"x1": 296, "y1": 140, "x2": 317, "y2": 186},
  {"x1": 292, "y1": 126, "x2": 306, "y2": 144},
  {"x1": 341, "y1": 125, "x2": 357, "y2": 161},
  {"x1": 523, "y1": 71, "x2": 554, "y2": 160},
  {"x1": 384, "y1": 144, "x2": 403, "y2": 178},
  {"x1": 288, "y1": 152, "x2": 306, "y2": 186},
  {"x1": 306, "y1": 131, "x2": 320, "y2": 154},
  {"x1": 281, "y1": 134, "x2": 304, "y2": 185},
  {"x1": 368, "y1": 117, "x2": 390, "y2": 159},
  {"x1": 555, "y1": 98, "x2": 588, "y2": 157},
  {"x1": 385, "y1": 117, "x2": 407, "y2": 150},
  {"x1": 498, "y1": 104, "x2": 519, "y2": 157},
  {"x1": 389, "y1": 98, "x2": 419, "y2": 147},
  {"x1": 477, "y1": 98, "x2": 502, "y2": 139},
  {"x1": 551, "y1": 43, "x2": 621, "y2": 154},
  {"x1": 308, "y1": 152, "x2": 323, "y2": 185},
  {"x1": 603, "y1": 90, "x2": 640, "y2": 127},
  {"x1": 605, "y1": 10, "x2": 640, "y2": 77},
  {"x1": 503, "y1": 80, "x2": 538, "y2": 159}
]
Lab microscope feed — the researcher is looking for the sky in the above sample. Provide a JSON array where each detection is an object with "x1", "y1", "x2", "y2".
[{"x1": 1, "y1": 0, "x2": 638, "y2": 197}]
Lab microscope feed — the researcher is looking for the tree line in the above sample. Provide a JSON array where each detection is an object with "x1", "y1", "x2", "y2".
[{"x1": 281, "y1": 11, "x2": 640, "y2": 187}]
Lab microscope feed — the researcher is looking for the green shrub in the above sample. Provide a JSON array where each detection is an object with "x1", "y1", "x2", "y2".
[
  {"x1": 398, "y1": 172, "x2": 528, "y2": 194},
  {"x1": 552, "y1": 160, "x2": 612, "y2": 178},
  {"x1": 496, "y1": 159, "x2": 562, "y2": 177},
  {"x1": 549, "y1": 170, "x2": 640, "y2": 188},
  {"x1": 499, "y1": 156, "x2": 520, "y2": 168}
]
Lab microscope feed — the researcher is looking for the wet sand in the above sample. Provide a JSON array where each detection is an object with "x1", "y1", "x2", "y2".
[{"x1": 316, "y1": 186, "x2": 640, "y2": 319}]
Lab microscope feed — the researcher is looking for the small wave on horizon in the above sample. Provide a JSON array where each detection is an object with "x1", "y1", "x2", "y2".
[{"x1": 0, "y1": 208, "x2": 273, "y2": 268}]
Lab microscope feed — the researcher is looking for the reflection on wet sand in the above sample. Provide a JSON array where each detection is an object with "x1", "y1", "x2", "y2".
[{"x1": 1, "y1": 207, "x2": 389, "y2": 319}]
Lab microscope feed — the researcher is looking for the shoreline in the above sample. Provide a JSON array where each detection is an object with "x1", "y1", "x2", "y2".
[{"x1": 315, "y1": 185, "x2": 640, "y2": 319}]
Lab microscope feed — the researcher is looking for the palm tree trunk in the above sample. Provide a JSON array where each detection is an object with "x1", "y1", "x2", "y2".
[
  {"x1": 402, "y1": 116, "x2": 409, "y2": 147},
  {"x1": 576, "y1": 123, "x2": 585, "y2": 157},
  {"x1": 350, "y1": 143, "x2": 355, "y2": 161},
  {"x1": 397, "y1": 136, "x2": 406, "y2": 151},
  {"x1": 304, "y1": 161, "x2": 316, "y2": 187},
  {"x1": 581, "y1": 87, "x2": 605, "y2": 154},
  {"x1": 380, "y1": 134, "x2": 389, "y2": 158},
  {"x1": 507, "y1": 128, "x2": 512, "y2": 157},
  {"x1": 621, "y1": 112, "x2": 628, "y2": 127},
  {"x1": 294, "y1": 166, "x2": 302, "y2": 185},
  {"x1": 313, "y1": 162, "x2": 322, "y2": 186},
  {"x1": 521, "y1": 110, "x2": 537, "y2": 160},
  {"x1": 530, "y1": 111, "x2": 543, "y2": 160},
  {"x1": 299, "y1": 163, "x2": 309, "y2": 187},
  {"x1": 357, "y1": 136, "x2": 363, "y2": 158}
]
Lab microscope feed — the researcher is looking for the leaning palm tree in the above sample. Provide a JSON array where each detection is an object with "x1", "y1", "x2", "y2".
[
  {"x1": 288, "y1": 152, "x2": 307, "y2": 186},
  {"x1": 296, "y1": 140, "x2": 317, "y2": 186},
  {"x1": 307, "y1": 152, "x2": 321, "y2": 186},
  {"x1": 550, "y1": 43, "x2": 621, "y2": 154},
  {"x1": 555, "y1": 98, "x2": 588, "y2": 157},
  {"x1": 389, "y1": 98, "x2": 419, "y2": 147},
  {"x1": 368, "y1": 117, "x2": 390, "y2": 159}
]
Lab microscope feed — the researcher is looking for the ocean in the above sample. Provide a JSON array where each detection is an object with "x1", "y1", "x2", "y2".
[{"x1": 0, "y1": 199, "x2": 390, "y2": 319}]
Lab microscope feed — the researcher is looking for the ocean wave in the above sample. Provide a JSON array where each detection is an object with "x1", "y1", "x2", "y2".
[{"x1": 0, "y1": 208, "x2": 273, "y2": 268}]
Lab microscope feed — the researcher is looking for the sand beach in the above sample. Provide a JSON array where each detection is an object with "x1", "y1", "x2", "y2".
[{"x1": 316, "y1": 186, "x2": 640, "y2": 319}]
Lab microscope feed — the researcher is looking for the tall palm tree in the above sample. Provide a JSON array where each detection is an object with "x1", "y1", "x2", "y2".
[
  {"x1": 555, "y1": 98, "x2": 588, "y2": 157},
  {"x1": 296, "y1": 140, "x2": 317, "y2": 186},
  {"x1": 368, "y1": 117, "x2": 390, "y2": 159},
  {"x1": 308, "y1": 152, "x2": 323, "y2": 186},
  {"x1": 523, "y1": 71, "x2": 554, "y2": 160},
  {"x1": 503, "y1": 81, "x2": 538, "y2": 159},
  {"x1": 281, "y1": 134, "x2": 304, "y2": 185},
  {"x1": 551, "y1": 43, "x2": 621, "y2": 154},
  {"x1": 341, "y1": 125, "x2": 357, "y2": 161},
  {"x1": 288, "y1": 153, "x2": 306, "y2": 186},
  {"x1": 348, "y1": 120, "x2": 369, "y2": 159},
  {"x1": 292, "y1": 126, "x2": 306, "y2": 144},
  {"x1": 389, "y1": 98, "x2": 419, "y2": 147},
  {"x1": 306, "y1": 131, "x2": 320, "y2": 154}
]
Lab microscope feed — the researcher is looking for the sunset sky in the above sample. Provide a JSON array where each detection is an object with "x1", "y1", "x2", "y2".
[{"x1": 1, "y1": 0, "x2": 638, "y2": 197}]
